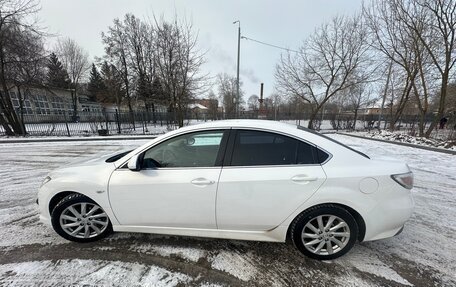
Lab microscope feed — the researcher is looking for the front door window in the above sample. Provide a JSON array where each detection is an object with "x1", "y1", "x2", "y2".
[{"x1": 142, "y1": 131, "x2": 225, "y2": 168}]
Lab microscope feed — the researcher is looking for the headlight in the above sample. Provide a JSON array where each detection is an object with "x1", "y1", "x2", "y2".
[
  {"x1": 40, "y1": 176, "x2": 52, "y2": 188},
  {"x1": 391, "y1": 172, "x2": 413, "y2": 190}
]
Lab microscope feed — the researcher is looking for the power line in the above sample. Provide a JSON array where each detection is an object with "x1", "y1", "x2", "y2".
[{"x1": 241, "y1": 35, "x2": 303, "y2": 54}]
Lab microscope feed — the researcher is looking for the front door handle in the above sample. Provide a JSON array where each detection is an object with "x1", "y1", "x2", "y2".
[
  {"x1": 191, "y1": 178, "x2": 215, "y2": 186},
  {"x1": 291, "y1": 175, "x2": 318, "y2": 183}
]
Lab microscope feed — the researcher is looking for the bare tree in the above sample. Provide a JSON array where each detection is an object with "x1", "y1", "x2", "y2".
[
  {"x1": 9, "y1": 26, "x2": 46, "y2": 133},
  {"x1": 216, "y1": 73, "x2": 244, "y2": 118},
  {"x1": 267, "y1": 92, "x2": 283, "y2": 120},
  {"x1": 366, "y1": 0, "x2": 456, "y2": 137},
  {"x1": 405, "y1": 0, "x2": 456, "y2": 137},
  {"x1": 101, "y1": 14, "x2": 207, "y2": 127},
  {"x1": 342, "y1": 75, "x2": 376, "y2": 130},
  {"x1": 247, "y1": 94, "x2": 259, "y2": 111},
  {"x1": 0, "y1": 0, "x2": 42, "y2": 135},
  {"x1": 364, "y1": 0, "x2": 436, "y2": 135},
  {"x1": 56, "y1": 37, "x2": 90, "y2": 119},
  {"x1": 275, "y1": 15, "x2": 371, "y2": 129},
  {"x1": 206, "y1": 91, "x2": 219, "y2": 120},
  {"x1": 123, "y1": 14, "x2": 157, "y2": 115},
  {"x1": 103, "y1": 15, "x2": 154, "y2": 129},
  {"x1": 99, "y1": 61, "x2": 125, "y2": 108},
  {"x1": 153, "y1": 16, "x2": 208, "y2": 127},
  {"x1": 446, "y1": 82, "x2": 456, "y2": 115}
]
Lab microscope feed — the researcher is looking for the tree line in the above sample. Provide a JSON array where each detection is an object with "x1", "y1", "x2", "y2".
[
  {"x1": 275, "y1": 0, "x2": 456, "y2": 137},
  {"x1": 0, "y1": 0, "x2": 455, "y2": 137},
  {"x1": 0, "y1": 0, "x2": 207, "y2": 135}
]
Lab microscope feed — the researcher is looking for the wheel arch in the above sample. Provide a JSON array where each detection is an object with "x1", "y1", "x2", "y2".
[
  {"x1": 49, "y1": 192, "x2": 113, "y2": 242},
  {"x1": 286, "y1": 202, "x2": 366, "y2": 242},
  {"x1": 48, "y1": 191, "x2": 107, "y2": 216},
  {"x1": 48, "y1": 191, "x2": 80, "y2": 214}
]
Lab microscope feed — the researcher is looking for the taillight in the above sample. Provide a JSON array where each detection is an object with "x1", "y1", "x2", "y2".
[{"x1": 391, "y1": 172, "x2": 414, "y2": 189}]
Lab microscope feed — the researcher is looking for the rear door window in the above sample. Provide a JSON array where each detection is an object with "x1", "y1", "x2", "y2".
[{"x1": 230, "y1": 130, "x2": 317, "y2": 166}]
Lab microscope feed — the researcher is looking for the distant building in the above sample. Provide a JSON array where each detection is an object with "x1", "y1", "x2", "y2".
[
  {"x1": 8, "y1": 86, "x2": 73, "y2": 115},
  {"x1": 78, "y1": 93, "x2": 103, "y2": 113},
  {"x1": 359, "y1": 106, "x2": 384, "y2": 116},
  {"x1": 189, "y1": 102, "x2": 209, "y2": 119},
  {"x1": 190, "y1": 98, "x2": 219, "y2": 120},
  {"x1": 3, "y1": 85, "x2": 103, "y2": 116}
]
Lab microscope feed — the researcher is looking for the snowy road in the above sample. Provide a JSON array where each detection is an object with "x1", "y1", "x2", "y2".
[{"x1": 0, "y1": 135, "x2": 455, "y2": 286}]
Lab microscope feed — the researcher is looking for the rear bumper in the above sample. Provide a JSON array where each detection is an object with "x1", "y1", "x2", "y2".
[
  {"x1": 363, "y1": 189, "x2": 414, "y2": 241},
  {"x1": 394, "y1": 226, "x2": 404, "y2": 236}
]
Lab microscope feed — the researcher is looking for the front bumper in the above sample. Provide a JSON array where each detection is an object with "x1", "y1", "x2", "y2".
[
  {"x1": 39, "y1": 214, "x2": 52, "y2": 226},
  {"x1": 35, "y1": 194, "x2": 51, "y2": 226}
]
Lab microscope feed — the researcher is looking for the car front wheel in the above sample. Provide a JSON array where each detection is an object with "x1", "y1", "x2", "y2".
[
  {"x1": 51, "y1": 194, "x2": 112, "y2": 242},
  {"x1": 290, "y1": 204, "x2": 358, "y2": 260}
]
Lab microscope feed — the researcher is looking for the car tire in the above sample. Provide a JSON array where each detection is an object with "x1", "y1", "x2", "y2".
[
  {"x1": 290, "y1": 204, "x2": 358, "y2": 260},
  {"x1": 51, "y1": 194, "x2": 113, "y2": 243}
]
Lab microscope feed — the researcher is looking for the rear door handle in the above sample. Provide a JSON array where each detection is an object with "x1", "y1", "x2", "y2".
[
  {"x1": 291, "y1": 175, "x2": 318, "y2": 183},
  {"x1": 191, "y1": 178, "x2": 215, "y2": 186}
]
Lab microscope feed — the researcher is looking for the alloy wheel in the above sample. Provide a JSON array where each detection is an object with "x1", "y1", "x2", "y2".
[
  {"x1": 59, "y1": 202, "x2": 109, "y2": 239},
  {"x1": 301, "y1": 214, "x2": 351, "y2": 256}
]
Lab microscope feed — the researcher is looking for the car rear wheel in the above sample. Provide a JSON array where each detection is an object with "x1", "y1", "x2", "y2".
[
  {"x1": 51, "y1": 194, "x2": 112, "y2": 242},
  {"x1": 290, "y1": 204, "x2": 358, "y2": 260}
]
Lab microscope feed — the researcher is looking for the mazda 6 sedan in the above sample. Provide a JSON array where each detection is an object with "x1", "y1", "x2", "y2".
[{"x1": 38, "y1": 120, "x2": 414, "y2": 260}]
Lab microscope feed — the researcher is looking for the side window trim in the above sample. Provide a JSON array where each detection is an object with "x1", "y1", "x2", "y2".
[
  {"x1": 214, "y1": 129, "x2": 231, "y2": 167},
  {"x1": 223, "y1": 129, "x2": 237, "y2": 167}
]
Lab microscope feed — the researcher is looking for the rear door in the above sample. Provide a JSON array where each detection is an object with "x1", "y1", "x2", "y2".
[{"x1": 216, "y1": 129, "x2": 327, "y2": 231}]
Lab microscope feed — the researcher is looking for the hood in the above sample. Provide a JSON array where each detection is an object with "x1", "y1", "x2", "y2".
[
  {"x1": 64, "y1": 148, "x2": 132, "y2": 168},
  {"x1": 47, "y1": 152, "x2": 123, "y2": 182}
]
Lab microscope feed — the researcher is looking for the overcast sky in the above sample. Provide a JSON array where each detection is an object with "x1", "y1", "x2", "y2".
[{"x1": 39, "y1": 0, "x2": 363, "y2": 101}]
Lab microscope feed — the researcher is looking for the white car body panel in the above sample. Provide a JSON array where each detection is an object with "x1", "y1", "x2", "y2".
[
  {"x1": 216, "y1": 165, "x2": 326, "y2": 231},
  {"x1": 38, "y1": 162, "x2": 120, "y2": 226},
  {"x1": 108, "y1": 168, "x2": 221, "y2": 229},
  {"x1": 38, "y1": 119, "x2": 414, "y2": 244}
]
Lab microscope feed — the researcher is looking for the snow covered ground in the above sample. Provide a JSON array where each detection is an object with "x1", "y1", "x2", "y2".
[
  {"x1": 0, "y1": 136, "x2": 455, "y2": 286},
  {"x1": 347, "y1": 130, "x2": 456, "y2": 151}
]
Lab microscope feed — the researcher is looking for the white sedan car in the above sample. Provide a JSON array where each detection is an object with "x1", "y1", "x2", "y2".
[{"x1": 38, "y1": 120, "x2": 414, "y2": 260}]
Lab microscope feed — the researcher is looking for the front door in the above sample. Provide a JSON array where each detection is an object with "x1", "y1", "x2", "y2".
[{"x1": 109, "y1": 130, "x2": 228, "y2": 229}]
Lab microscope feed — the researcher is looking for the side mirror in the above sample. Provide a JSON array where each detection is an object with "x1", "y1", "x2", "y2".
[{"x1": 127, "y1": 154, "x2": 141, "y2": 171}]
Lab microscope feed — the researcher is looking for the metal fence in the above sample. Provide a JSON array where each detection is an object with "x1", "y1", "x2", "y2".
[
  {"x1": 1, "y1": 109, "x2": 455, "y2": 140},
  {"x1": 0, "y1": 110, "x2": 177, "y2": 137}
]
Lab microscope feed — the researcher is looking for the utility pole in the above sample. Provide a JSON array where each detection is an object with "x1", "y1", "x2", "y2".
[
  {"x1": 233, "y1": 20, "x2": 241, "y2": 118},
  {"x1": 258, "y1": 83, "x2": 266, "y2": 119}
]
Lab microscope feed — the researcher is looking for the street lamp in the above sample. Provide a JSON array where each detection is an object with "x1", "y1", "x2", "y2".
[{"x1": 233, "y1": 20, "x2": 241, "y2": 118}]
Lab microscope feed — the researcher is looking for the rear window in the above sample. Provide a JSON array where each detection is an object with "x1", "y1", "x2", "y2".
[
  {"x1": 297, "y1": 142, "x2": 316, "y2": 164},
  {"x1": 297, "y1": 126, "x2": 370, "y2": 159},
  {"x1": 316, "y1": 148, "x2": 330, "y2": 163}
]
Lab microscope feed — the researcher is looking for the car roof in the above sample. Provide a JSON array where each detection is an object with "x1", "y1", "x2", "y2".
[{"x1": 178, "y1": 119, "x2": 300, "y2": 133}]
